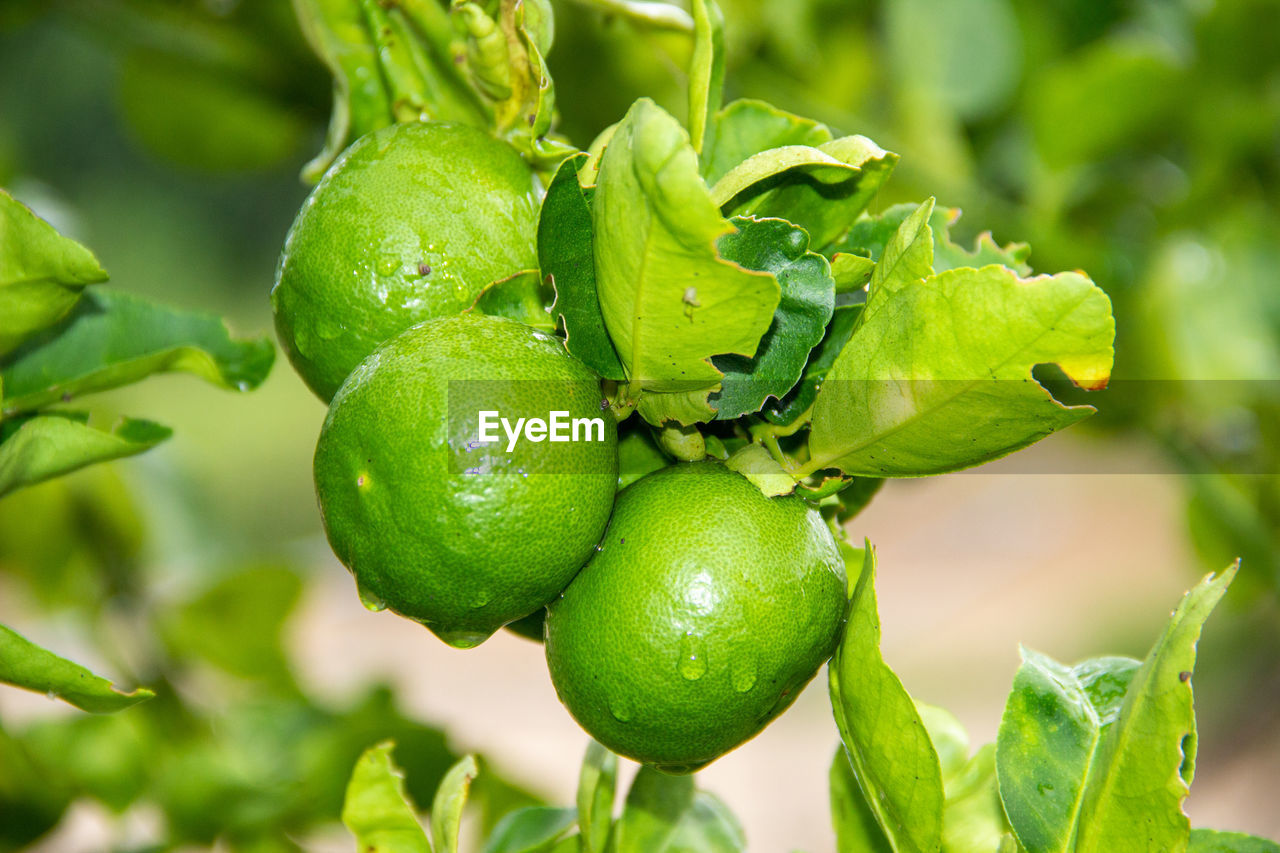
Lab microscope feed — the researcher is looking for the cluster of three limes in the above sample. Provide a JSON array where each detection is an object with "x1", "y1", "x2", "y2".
[{"x1": 272, "y1": 122, "x2": 849, "y2": 769}]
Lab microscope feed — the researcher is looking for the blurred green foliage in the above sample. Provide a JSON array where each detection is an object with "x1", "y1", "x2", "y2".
[{"x1": 1, "y1": 0, "x2": 1277, "y2": 848}]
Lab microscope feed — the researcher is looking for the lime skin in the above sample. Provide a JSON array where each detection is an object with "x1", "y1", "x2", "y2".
[
  {"x1": 544, "y1": 460, "x2": 848, "y2": 771},
  {"x1": 272, "y1": 121, "x2": 539, "y2": 401},
  {"x1": 313, "y1": 313, "x2": 619, "y2": 648}
]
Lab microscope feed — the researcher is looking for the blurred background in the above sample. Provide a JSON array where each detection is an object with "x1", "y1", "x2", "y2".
[{"x1": 1, "y1": 0, "x2": 1278, "y2": 849}]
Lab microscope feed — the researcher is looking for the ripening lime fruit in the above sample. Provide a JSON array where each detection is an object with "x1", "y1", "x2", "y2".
[
  {"x1": 313, "y1": 313, "x2": 618, "y2": 648},
  {"x1": 272, "y1": 122, "x2": 539, "y2": 401},
  {"x1": 545, "y1": 461, "x2": 847, "y2": 771}
]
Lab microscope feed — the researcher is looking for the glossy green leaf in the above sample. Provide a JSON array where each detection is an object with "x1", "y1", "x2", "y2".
[
  {"x1": 833, "y1": 204, "x2": 1032, "y2": 276},
  {"x1": 432, "y1": 754, "x2": 479, "y2": 853},
  {"x1": 0, "y1": 413, "x2": 170, "y2": 499},
  {"x1": 711, "y1": 216, "x2": 835, "y2": 418},
  {"x1": 941, "y1": 745, "x2": 1015, "y2": 853},
  {"x1": 0, "y1": 623, "x2": 154, "y2": 713},
  {"x1": 998, "y1": 566, "x2": 1237, "y2": 853},
  {"x1": 996, "y1": 652, "x2": 1141, "y2": 853},
  {"x1": 577, "y1": 740, "x2": 618, "y2": 853},
  {"x1": 1189, "y1": 830, "x2": 1280, "y2": 853},
  {"x1": 700, "y1": 99, "x2": 833, "y2": 185},
  {"x1": 541, "y1": 155, "x2": 625, "y2": 379},
  {"x1": 1072, "y1": 566, "x2": 1237, "y2": 852},
  {"x1": 609, "y1": 767, "x2": 745, "y2": 853},
  {"x1": 687, "y1": 0, "x2": 725, "y2": 155},
  {"x1": 830, "y1": 747, "x2": 893, "y2": 853},
  {"x1": 482, "y1": 807, "x2": 576, "y2": 853},
  {"x1": 470, "y1": 270, "x2": 556, "y2": 333},
  {"x1": 807, "y1": 200, "x2": 1114, "y2": 478},
  {"x1": 592, "y1": 98, "x2": 779, "y2": 425},
  {"x1": 724, "y1": 444, "x2": 795, "y2": 497},
  {"x1": 1, "y1": 290, "x2": 274, "y2": 416},
  {"x1": 0, "y1": 189, "x2": 107, "y2": 356},
  {"x1": 831, "y1": 253, "x2": 875, "y2": 293},
  {"x1": 829, "y1": 544, "x2": 945, "y2": 852},
  {"x1": 342, "y1": 741, "x2": 433, "y2": 853},
  {"x1": 763, "y1": 303, "x2": 860, "y2": 427},
  {"x1": 721, "y1": 135, "x2": 898, "y2": 252}
]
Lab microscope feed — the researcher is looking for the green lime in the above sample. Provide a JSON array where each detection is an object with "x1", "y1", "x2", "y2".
[
  {"x1": 545, "y1": 460, "x2": 847, "y2": 771},
  {"x1": 313, "y1": 313, "x2": 618, "y2": 648},
  {"x1": 272, "y1": 122, "x2": 539, "y2": 401}
]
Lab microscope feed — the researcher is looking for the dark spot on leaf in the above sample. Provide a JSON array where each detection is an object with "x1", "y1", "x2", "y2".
[
  {"x1": 61, "y1": 392, "x2": 72, "y2": 402},
  {"x1": 528, "y1": 113, "x2": 537, "y2": 126},
  {"x1": 1179, "y1": 671, "x2": 1191, "y2": 682},
  {"x1": 419, "y1": 263, "x2": 432, "y2": 276}
]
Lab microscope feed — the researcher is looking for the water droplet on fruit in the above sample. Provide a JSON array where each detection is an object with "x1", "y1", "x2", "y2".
[
  {"x1": 357, "y1": 587, "x2": 387, "y2": 612},
  {"x1": 376, "y1": 254, "x2": 401, "y2": 276},
  {"x1": 470, "y1": 589, "x2": 491, "y2": 608},
  {"x1": 45, "y1": 690, "x2": 57, "y2": 701},
  {"x1": 609, "y1": 696, "x2": 632, "y2": 722},
  {"x1": 677, "y1": 633, "x2": 707, "y2": 681},
  {"x1": 731, "y1": 656, "x2": 758, "y2": 693},
  {"x1": 438, "y1": 628, "x2": 490, "y2": 649},
  {"x1": 316, "y1": 318, "x2": 342, "y2": 341}
]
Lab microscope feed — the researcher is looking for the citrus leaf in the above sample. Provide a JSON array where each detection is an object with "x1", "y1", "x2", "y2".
[
  {"x1": 997, "y1": 565, "x2": 1237, "y2": 853},
  {"x1": 577, "y1": 740, "x2": 618, "y2": 853},
  {"x1": 432, "y1": 754, "x2": 478, "y2": 853},
  {"x1": 0, "y1": 623, "x2": 154, "y2": 713},
  {"x1": 0, "y1": 189, "x2": 107, "y2": 357},
  {"x1": 721, "y1": 135, "x2": 898, "y2": 252},
  {"x1": 540, "y1": 154, "x2": 625, "y2": 379},
  {"x1": 833, "y1": 203, "x2": 1032, "y2": 276},
  {"x1": 1, "y1": 289, "x2": 274, "y2": 417},
  {"x1": 941, "y1": 745, "x2": 1015, "y2": 853},
  {"x1": 609, "y1": 767, "x2": 744, "y2": 853},
  {"x1": 710, "y1": 216, "x2": 835, "y2": 418},
  {"x1": 1072, "y1": 565, "x2": 1238, "y2": 853},
  {"x1": 830, "y1": 747, "x2": 893, "y2": 853},
  {"x1": 342, "y1": 741, "x2": 433, "y2": 853},
  {"x1": 292, "y1": 0, "x2": 394, "y2": 183},
  {"x1": 831, "y1": 253, "x2": 875, "y2": 293},
  {"x1": 470, "y1": 270, "x2": 556, "y2": 333},
  {"x1": 996, "y1": 651, "x2": 1141, "y2": 853},
  {"x1": 699, "y1": 98, "x2": 833, "y2": 185},
  {"x1": 0, "y1": 412, "x2": 170, "y2": 499},
  {"x1": 687, "y1": 0, "x2": 725, "y2": 155},
  {"x1": 1189, "y1": 831, "x2": 1280, "y2": 853},
  {"x1": 807, "y1": 200, "x2": 1115, "y2": 478},
  {"x1": 762, "y1": 302, "x2": 860, "y2": 427},
  {"x1": 455, "y1": 0, "x2": 574, "y2": 170},
  {"x1": 482, "y1": 806, "x2": 576, "y2": 853},
  {"x1": 829, "y1": 544, "x2": 945, "y2": 852},
  {"x1": 592, "y1": 98, "x2": 779, "y2": 425},
  {"x1": 915, "y1": 702, "x2": 970, "y2": 783},
  {"x1": 362, "y1": 0, "x2": 486, "y2": 126},
  {"x1": 724, "y1": 444, "x2": 795, "y2": 497}
]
